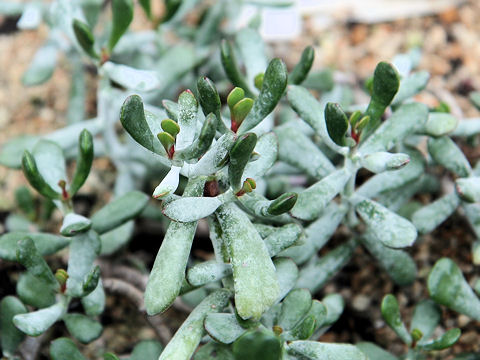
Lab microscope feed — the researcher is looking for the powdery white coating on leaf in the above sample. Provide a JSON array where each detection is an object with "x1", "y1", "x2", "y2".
[
  {"x1": 163, "y1": 197, "x2": 223, "y2": 223},
  {"x1": 63, "y1": 313, "x2": 102, "y2": 344},
  {"x1": 216, "y1": 203, "x2": 279, "y2": 320},
  {"x1": 0, "y1": 232, "x2": 69, "y2": 261},
  {"x1": 357, "y1": 149, "x2": 425, "y2": 198},
  {"x1": 274, "y1": 257, "x2": 299, "y2": 303},
  {"x1": 356, "y1": 199, "x2": 417, "y2": 249},
  {"x1": 356, "y1": 342, "x2": 398, "y2": 360},
  {"x1": 159, "y1": 289, "x2": 230, "y2": 360},
  {"x1": 145, "y1": 177, "x2": 205, "y2": 315},
  {"x1": 204, "y1": 313, "x2": 246, "y2": 344},
  {"x1": 264, "y1": 223, "x2": 302, "y2": 257},
  {"x1": 287, "y1": 85, "x2": 348, "y2": 155},
  {"x1": 412, "y1": 193, "x2": 460, "y2": 234},
  {"x1": 102, "y1": 62, "x2": 160, "y2": 91},
  {"x1": 288, "y1": 341, "x2": 368, "y2": 360},
  {"x1": 424, "y1": 112, "x2": 458, "y2": 137},
  {"x1": 13, "y1": 300, "x2": 66, "y2": 336},
  {"x1": 279, "y1": 203, "x2": 346, "y2": 265},
  {"x1": 153, "y1": 166, "x2": 181, "y2": 198},
  {"x1": 275, "y1": 124, "x2": 335, "y2": 178},
  {"x1": 296, "y1": 239, "x2": 357, "y2": 293},
  {"x1": 290, "y1": 168, "x2": 351, "y2": 221},
  {"x1": 359, "y1": 103, "x2": 429, "y2": 155},
  {"x1": 22, "y1": 42, "x2": 57, "y2": 86},
  {"x1": 66, "y1": 230, "x2": 101, "y2": 297},
  {"x1": 81, "y1": 279, "x2": 105, "y2": 317},
  {"x1": 361, "y1": 231, "x2": 416, "y2": 286},
  {"x1": 452, "y1": 118, "x2": 480, "y2": 137},
  {"x1": 428, "y1": 136, "x2": 471, "y2": 178},
  {"x1": 392, "y1": 71, "x2": 430, "y2": 105},
  {"x1": 455, "y1": 177, "x2": 480, "y2": 203},
  {"x1": 187, "y1": 132, "x2": 235, "y2": 176},
  {"x1": 409, "y1": 300, "x2": 441, "y2": 345},
  {"x1": 243, "y1": 132, "x2": 278, "y2": 179},
  {"x1": 186, "y1": 260, "x2": 232, "y2": 287},
  {"x1": 236, "y1": 27, "x2": 268, "y2": 88},
  {"x1": 176, "y1": 91, "x2": 198, "y2": 151},
  {"x1": 427, "y1": 258, "x2": 480, "y2": 321},
  {"x1": 360, "y1": 152, "x2": 410, "y2": 174},
  {"x1": 32, "y1": 140, "x2": 66, "y2": 193},
  {"x1": 278, "y1": 289, "x2": 312, "y2": 331},
  {"x1": 60, "y1": 213, "x2": 91, "y2": 236}
]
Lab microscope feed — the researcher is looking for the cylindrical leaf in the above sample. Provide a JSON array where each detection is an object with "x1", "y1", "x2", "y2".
[
  {"x1": 289, "y1": 46, "x2": 315, "y2": 85},
  {"x1": 69, "y1": 129, "x2": 94, "y2": 195},
  {"x1": 22, "y1": 150, "x2": 60, "y2": 200}
]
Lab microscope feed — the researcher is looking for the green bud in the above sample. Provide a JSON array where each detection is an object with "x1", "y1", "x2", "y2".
[
  {"x1": 157, "y1": 132, "x2": 175, "y2": 158},
  {"x1": 55, "y1": 269, "x2": 69, "y2": 288},
  {"x1": 349, "y1": 110, "x2": 363, "y2": 127},
  {"x1": 231, "y1": 98, "x2": 254, "y2": 132},
  {"x1": 161, "y1": 119, "x2": 180, "y2": 138},
  {"x1": 267, "y1": 192, "x2": 298, "y2": 216},
  {"x1": 227, "y1": 87, "x2": 245, "y2": 110},
  {"x1": 411, "y1": 328, "x2": 423, "y2": 343},
  {"x1": 254, "y1": 73, "x2": 264, "y2": 90}
]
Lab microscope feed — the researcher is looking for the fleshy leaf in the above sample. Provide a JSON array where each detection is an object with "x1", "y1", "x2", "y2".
[
  {"x1": 278, "y1": 289, "x2": 312, "y2": 331},
  {"x1": 220, "y1": 40, "x2": 252, "y2": 96},
  {"x1": 238, "y1": 59, "x2": 288, "y2": 134},
  {"x1": 21, "y1": 150, "x2": 60, "y2": 200},
  {"x1": 186, "y1": 260, "x2": 232, "y2": 287},
  {"x1": 70, "y1": 129, "x2": 94, "y2": 195},
  {"x1": 197, "y1": 77, "x2": 221, "y2": 118},
  {"x1": 163, "y1": 196, "x2": 224, "y2": 223},
  {"x1": 412, "y1": 193, "x2": 459, "y2": 234},
  {"x1": 50, "y1": 338, "x2": 86, "y2": 360},
  {"x1": 287, "y1": 85, "x2": 347, "y2": 154},
  {"x1": 410, "y1": 300, "x2": 441, "y2": 344},
  {"x1": 428, "y1": 258, "x2": 480, "y2": 320},
  {"x1": 456, "y1": 177, "x2": 480, "y2": 203},
  {"x1": 288, "y1": 341, "x2": 368, "y2": 360},
  {"x1": 145, "y1": 178, "x2": 205, "y2": 315},
  {"x1": 66, "y1": 230, "x2": 101, "y2": 297},
  {"x1": 243, "y1": 132, "x2": 278, "y2": 179},
  {"x1": 81, "y1": 279, "x2": 105, "y2": 316},
  {"x1": 275, "y1": 124, "x2": 335, "y2": 178},
  {"x1": 392, "y1": 71, "x2": 430, "y2": 105},
  {"x1": 0, "y1": 232, "x2": 69, "y2": 261},
  {"x1": 289, "y1": 46, "x2": 315, "y2": 85},
  {"x1": 153, "y1": 166, "x2": 182, "y2": 199},
  {"x1": 176, "y1": 90, "x2": 198, "y2": 150},
  {"x1": 0, "y1": 296, "x2": 27, "y2": 357},
  {"x1": 174, "y1": 113, "x2": 217, "y2": 160},
  {"x1": 418, "y1": 328, "x2": 461, "y2": 351},
  {"x1": 290, "y1": 168, "x2": 351, "y2": 221},
  {"x1": 17, "y1": 273, "x2": 56, "y2": 308},
  {"x1": 325, "y1": 102, "x2": 349, "y2": 146},
  {"x1": 359, "y1": 103, "x2": 429, "y2": 154},
  {"x1": 22, "y1": 42, "x2": 58, "y2": 86},
  {"x1": 263, "y1": 223, "x2": 302, "y2": 257},
  {"x1": 130, "y1": 340, "x2": 164, "y2": 360},
  {"x1": 362, "y1": 62, "x2": 400, "y2": 138},
  {"x1": 72, "y1": 19, "x2": 98, "y2": 59},
  {"x1": 356, "y1": 199, "x2": 417, "y2": 248},
  {"x1": 204, "y1": 313, "x2": 246, "y2": 344},
  {"x1": 13, "y1": 300, "x2": 66, "y2": 336},
  {"x1": 360, "y1": 152, "x2": 410, "y2": 174},
  {"x1": 64, "y1": 313, "x2": 102, "y2": 344},
  {"x1": 274, "y1": 257, "x2": 299, "y2": 302},
  {"x1": 381, "y1": 294, "x2": 412, "y2": 345},
  {"x1": 159, "y1": 290, "x2": 230, "y2": 360},
  {"x1": 423, "y1": 112, "x2": 458, "y2": 137},
  {"x1": 216, "y1": 203, "x2": 279, "y2": 320},
  {"x1": 60, "y1": 213, "x2": 92, "y2": 237},
  {"x1": 120, "y1": 95, "x2": 164, "y2": 155},
  {"x1": 428, "y1": 136, "x2": 471, "y2": 177},
  {"x1": 296, "y1": 239, "x2": 357, "y2": 293},
  {"x1": 91, "y1": 191, "x2": 149, "y2": 235},
  {"x1": 361, "y1": 231, "x2": 417, "y2": 286},
  {"x1": 16, "y1": 237, "x2": 58, "y2": 288},
  {"x1": 232, "y1": 330, "x2": 282, "y2": 360},
  {"x1": 102, "y1": 62, "x2": 160, "y2": 91},
  {"x1": 356, "y1": 342, "x2": 398, "y2": 360},
  {"x1": 228, "y1": 133, "x2": 258, "y2": 192},
  {"x1": 108, "y1": 0, "x2": 133, "y2": 51}
]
